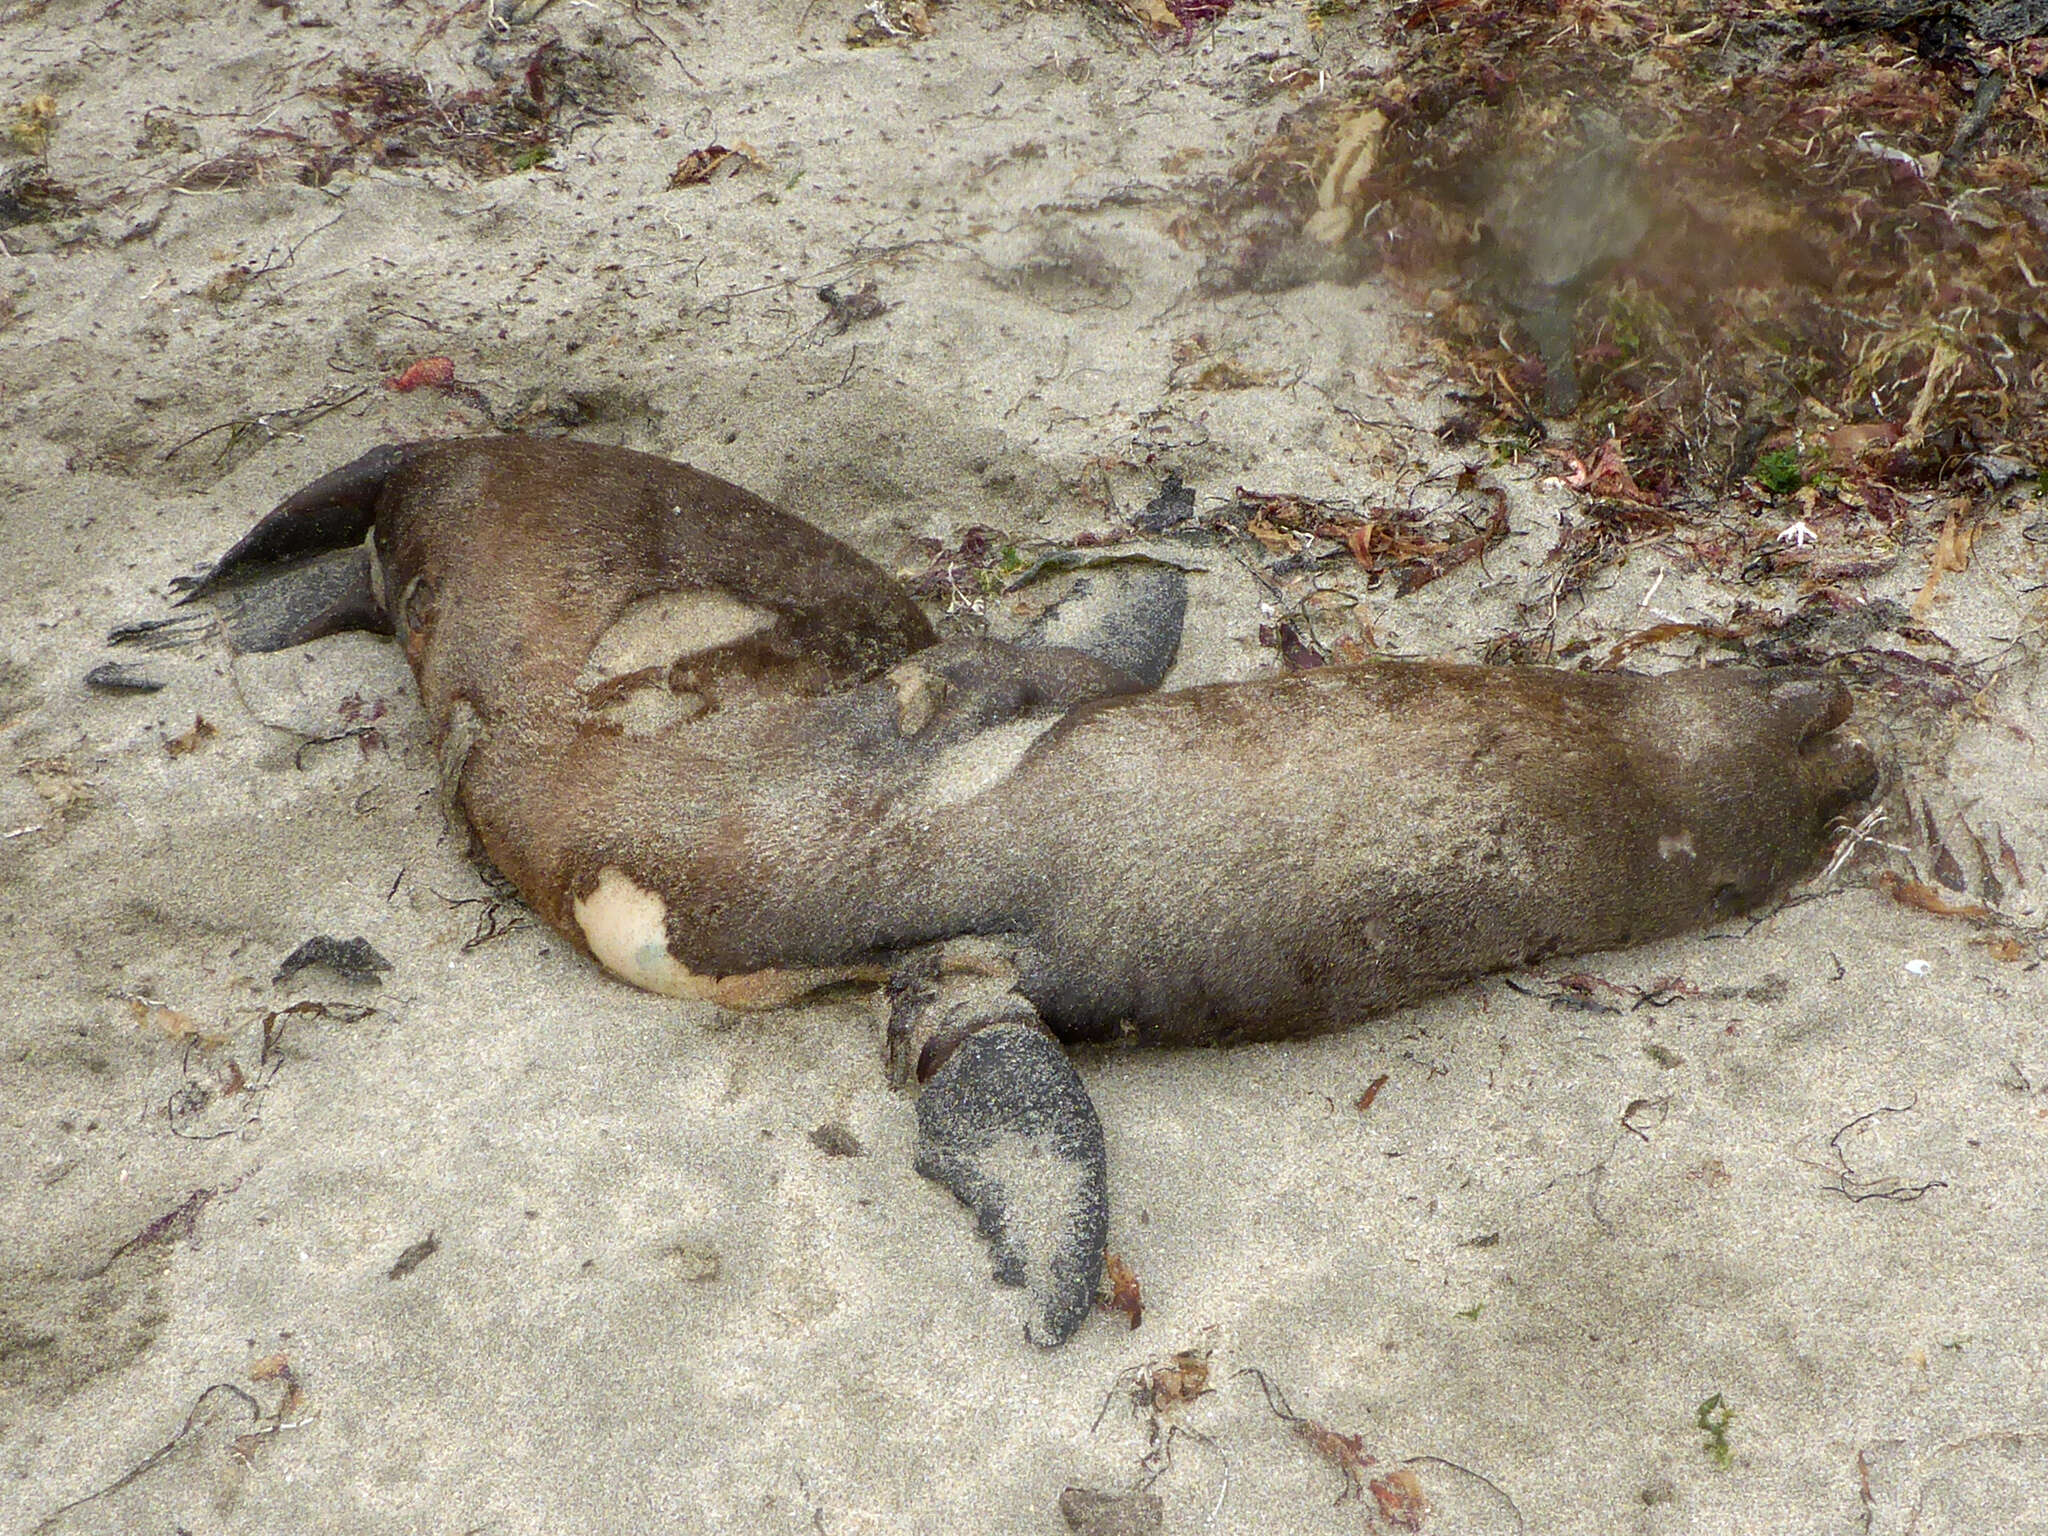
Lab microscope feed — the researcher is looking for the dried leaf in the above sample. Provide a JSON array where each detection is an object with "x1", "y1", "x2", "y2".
[
  {"x1": 1369, "y1": 1467, "x2": 1429, "y2": 1530},
  {"x1": 1911, "y1": 512, "x2": 1974, "y2": 619},
  {"x1": 1601, "y1": 621, "x2": 1734, "y2": 669},
  {"x1": 1998, "y1": 831, "x2": 2025, "y2": 889},
  {"x1": 164, "y1": 716, "x2": 216, "y2": 756},
  {"x1": 1877, "y1": 871, "x2": 1992, "y2": 923},
  {"x1": 387, "y1": 1231, "x2": 439, "y2": 1280},
  {"x1": 1246, "y1": 515, "x2": 1298, "y2": 555},
  {"x1": 1305, "y1": 107, "x2": 1388, "y2": 246},
  {"x1": 1099, "y1": 1253, "x2": 1143, "y2": 1329},
  {"x1": 1564, "y1": 439, "x2": 1655, "y2": 504},
  {"x1": 384, "y1": 356, "x2": 456, "y2": 392},
  {"x1": 1145, "y1": 1349, "x2": 1210, "y2": 1411},
  {"x1": 1117, "y1": 0, "x2": 1179, "y2": 32},
  {"x1": 667, "y1": 143, "x2": 758, "y2": 187}
]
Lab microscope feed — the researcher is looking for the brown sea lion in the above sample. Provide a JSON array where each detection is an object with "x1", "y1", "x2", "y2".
[{"x1": 193, "y1": 436, "x2": 1877, "y2": 1345}]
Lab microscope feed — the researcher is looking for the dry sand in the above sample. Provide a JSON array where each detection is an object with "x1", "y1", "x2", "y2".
[{"x1": 3, "y1": 2, "x2": 2046, "y2": 1532}]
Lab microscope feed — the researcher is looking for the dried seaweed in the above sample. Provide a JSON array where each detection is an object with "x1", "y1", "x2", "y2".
[
  {"x1": 1202, "y1": 1, "x2": 2048, "y2": 504},
  {"x1": 168, "y1": 43, "x2": 625, "y2": 195}
]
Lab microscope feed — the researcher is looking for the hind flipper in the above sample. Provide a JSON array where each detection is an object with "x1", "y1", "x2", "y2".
[
  {"x1": 208, "y1": 544, "x2": 386, "y2": 653},
  {"x1": 1017, "y1": 562, "x2": 1188, "y2": 690},
  {"x1": 890, "y1": 968, "x2": 1108, "y2": 1347},
  {"x1": 185, "y1": 444, "x2": 409, "y2": 600},
  {"x1": 182, "y1": 444, "x2": 409, "y2": 651}
]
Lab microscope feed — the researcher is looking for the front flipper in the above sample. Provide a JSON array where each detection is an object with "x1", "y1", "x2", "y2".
[
  {"x1": 894, "y1": 970, "x2": 1109, "y2": 1347},
  {"x1": 1018, "y1": 561, "x2": 1187, "y2": 690}
]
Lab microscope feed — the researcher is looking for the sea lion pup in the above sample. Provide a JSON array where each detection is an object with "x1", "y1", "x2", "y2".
[{"x1": 194, "y1": 436, "x2": 1877, "y2": 1346}]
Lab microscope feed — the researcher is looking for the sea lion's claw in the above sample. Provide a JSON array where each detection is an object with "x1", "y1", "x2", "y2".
[{"x1": 914, "y1": 1020, "x2": 1109, "y2": 1347}]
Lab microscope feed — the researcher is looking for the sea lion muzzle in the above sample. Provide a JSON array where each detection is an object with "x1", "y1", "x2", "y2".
[{"x1": 192, "y1": 435, "x2": 1878, "y2": 1346}]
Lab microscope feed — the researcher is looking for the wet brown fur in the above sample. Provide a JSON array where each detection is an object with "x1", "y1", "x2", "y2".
[{"x1": 339, "y1": 437, "x2": 1873, "y2": 1044}]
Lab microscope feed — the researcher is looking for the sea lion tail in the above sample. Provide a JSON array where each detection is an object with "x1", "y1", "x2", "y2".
[
  {"x1": 889, "y1": 967, "x2": 1109, "y2": 1347},
  {"x1": 182, "y1": 444, "x2": 412, "y2": 652}
]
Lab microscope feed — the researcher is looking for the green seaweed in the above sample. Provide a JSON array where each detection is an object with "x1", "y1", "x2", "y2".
[
  {"x1": 1754, "y1": 448, "x2": 1802, "y2": 496},
  {"x1": 1696, "y1": 1393, "x2": 1735, "y2": 1469}
]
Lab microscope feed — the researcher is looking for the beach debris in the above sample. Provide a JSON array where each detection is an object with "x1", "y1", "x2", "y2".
[
  {"x1": 275, "y1": 935, "x2": 392, "y2": 988},
  {"x1": 1098, "y1": 1252, "x2": 1143, "y2": 1329},
  {"x1": 1226, "y1": 471, "x2": 1510, "y2": 597},
  {"x1": 28, "y1": 1381, "x2": 267, "y2": 1533},
  {"x1": 128, "y1": 996, "x2": 222, "y2": 1047},
  {"x1": 0, "y1": 163, "x2": 81, "y2": 228},
  {"x1": 1876, "y1": 871, "x2": 1994, "y2": 924},
  {"x1": 1354, "y1": 1073, "x2": 1390, "y2": 1113},
  {"x1": 667, "y1": 142, "x2": 760, "y2": 187},
  {"x1": 847, "y1": 0, "x2": 936, "y2": 47},
  {"x1": 386, "y1": 1231, "x2": 440, "y2": 1280},
  {"x1": 1133, "y1": 472, "x2": 1195, "y2": 533},
  {"x1": 1095, "y1": 1343, "x2": 1218, "y2": 1485},
  {"x1": 1620, "y1": 1095, "x2": 1670, "y2": 1143},
  {"x1": 236, "y1": 1354, "x2": 309, "y2": 1464},
  {"x1": 1198, "y1": 0, "x2": 2048, "y2": 522},
  {"x1": 384, "y1": 356, "x2": 456, "y2": 393},
  {"x1": 1823, "y1": 1099, "x2": 1950, "y2": 1204},
  {"x1": 1696, "y1": 1393, "x2": 1736, "y2": 1469},
  {"x1": 5, "y1": 92, "x2": 56, "y2": 154},
  {"x1": 162, "y1": 716, "x2": 216, "y2": 757},
  {"x1": 1258, "y1": 619, "x2": 1327, "y2": 671},
  {"x1": 1100, "y1": 1344, "x2": 1212, "y2": 1435},
  {"x1": 817, "y1": 279, "x2": 889, "y2": 335},
  {"x1": 1371, "y1": 1467, "x2": 1430, "y2": 1530},
  {"x1": 85, "y1": 662, "x2": 165, "y2": 693},
  {"x1": 1236, "y1": 1368, "x2": 1384, "y2": 1507},
  {"x1": 808, "y1": 1122, "x2": 865, "y2": 1157},
  {"x1": 84, "y1": 1185, "x2": 231, "y2": 1280},
  {"x1": 1059, "y1": 1485, "x2": 1164, "y2": 1536}
]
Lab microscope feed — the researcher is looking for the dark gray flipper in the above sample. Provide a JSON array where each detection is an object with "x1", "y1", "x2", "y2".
[
  {"x1": 183, "y1": 444, "x2": 409, "y2": 600},
  {"x1": 896, "y1": 971, "x2": 1108, "y2": 1347},
  {"x1": 1019, "y1": 563, "x2": 1187, "y2": 690},
  {"x1": 180, "y1": 444, "x2": 408, "y2": 652},
  {"x1": 208, "y1": 545, "x2": 385, "y2": 653}
]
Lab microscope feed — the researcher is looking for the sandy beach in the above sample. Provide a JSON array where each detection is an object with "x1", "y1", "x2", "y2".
[{"x1": 4, "y1": 2, "x2": 2046, "y2": 1531}]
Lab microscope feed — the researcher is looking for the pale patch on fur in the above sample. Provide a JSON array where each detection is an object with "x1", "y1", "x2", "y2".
[
  {"x1": 1659, "y1": 829, "x2": 1698, "y2": 860},
  {"x1": 908, "y1": 717, "x2": 1057, "y2": 811},
  {"x1": 596, "y1": 687, "x2": 707, "y2": 738},
  {"x1": 438, "y1": 698, "x2": 484, "y2": 815},
  {"x1": 887, "y1": 660, "x2": 947, "y2": 737},
  {"x1": 572, "y1": 865, "x2": 883, "y2": 1006},
  {"x1": 578, "y1": 590, "x2": 773, "y2": 690}
]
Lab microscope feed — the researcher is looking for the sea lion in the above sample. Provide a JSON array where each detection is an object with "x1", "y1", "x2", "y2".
[{"x1": 193, "y1": 436, "x2": 1877, "y2": 1344}]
